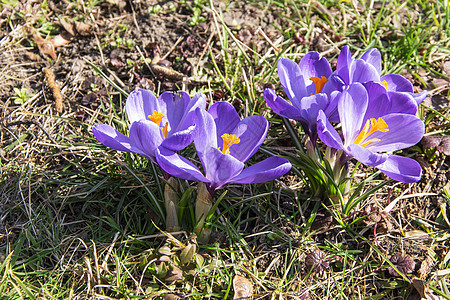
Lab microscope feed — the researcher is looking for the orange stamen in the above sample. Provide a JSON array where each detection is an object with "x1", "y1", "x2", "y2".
[
  {"x1": 381, "y1": 80, "x2": 388, "y2": 89},
  {"x1": 162, "y1": 122, "x2": 168, "y2": 139},
  {"x1": 354, "y1": 117, "x2": 389, "y2": 147},
  {"x1": 221, "y1": 133, "x2": 240, "y2": 154},
  {"x1": 149, "y1": 111, "x2": 169, "y2": 138},
  {"x1": 149, "y1": 110, "x2": 165, "y2": 126},
  {"x1": 310, "y1": 76, "x2": 329, "y2": 94}
]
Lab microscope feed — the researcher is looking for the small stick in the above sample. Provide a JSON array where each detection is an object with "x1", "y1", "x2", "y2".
[
  {"x1": 160, "y1": 36, "x2": 183, "y2": 61},
  {"x1": 256, "y1": 26, "x2": 281, "y2": 54},
  {"x1": 43, "y1": 68, "x2": 63, "y2": 113}
]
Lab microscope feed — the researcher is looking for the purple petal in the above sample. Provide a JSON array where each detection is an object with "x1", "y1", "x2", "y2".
[
  {"x1": 381, "y1": 74, "x2": 425, "y2": 108},
  {"x1": 381, "y1": 74, "x2": 413, "y2": 93},
  {"x1": 202, "y1": 147, "x2": 245, "y2": 190},
  {"x1": 92, "y1": 124, "x2": 145, "y2": 156},
  {"x1": 175, "y1": 92, "x2": 207, "y2": 132},
  {"x1": 387, "y1": 92, "x2": 418, "y2": 115},
  {"x1": 158, "y1": 91, "x2": 191, "y2": 132},
  {"x1": 230, "y1": 115, "x2": 268, "y2": 162},
  {"x1": 365, "y1": 113, "x2": 424, "y2": 152},
  {"x1": 208, "y1": 101, "x2": 240, "y2": 140},
  {"x1": 349, "y1": 59, "x2": 380, "y2": 83},
  {"x1": 376, "y1": 155, "x2": 422, "y2": 183},
  {"x1": 277, "y1": 58, "x2": 308, "y2": 103},
  {"x1": 194, "y1": 107, "x2": 218, "y2": 159},
  {"x1": 298, "y1": 93, "x2": 329, "y2": 139},
  {"x1": 299, "y1": 93, "x2": 329, "y2": 120},
  {"x1": 338, "y1": 83, "x2": 368, "y2": 144},
  {"x1": 162, "y1": 125, "x2": 196, "y2": 151},
  {"x1": 126, "y1": 89, "x2": 159, "y2": 124},
  {"x1": 129, "y1": 120, "x2": 163, "y2": 159},
  {"x1": 299, "y1": 52, "x2": 332, "y2": 94},
  {"x1": 317, "y1": 110, "x2": 344, "y2": 150},
  {"x1": 190, "y1": 93, "x2": 207, "y2": 111},
  {"x1": 363, "y1": 82, "x2": 390, "y2": 119},
  {"x1": 299, "y1": 51, "x2": 332, "y2": 78},
  {"x1": 156, "y1": 148, "x2": 208, "y2": 182},
  {"x1": 264, "y1": 88, "x2": 302, "y2": 120},
  {"x1": 412, "y1": 91, "x2": 427, "y2": 105},
  {"x1": 361, "y1": 48, "x2": 382, "y2": 75},
  {"x1": 336, "y1": 45, "x2": 352, "y2": 84},
  {"x1": 232, "y1": 157, "x2": 292, "y2": 184},
  {"x1": 347, "y1": 144, "x2": 388, "y2": 167},
  {"x1": 323, "y1": 90, "x2": 341, "y2": 122}
]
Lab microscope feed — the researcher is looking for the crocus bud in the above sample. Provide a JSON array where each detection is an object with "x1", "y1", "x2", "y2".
[
  {"x1": 195, "y1": 182, "x2": 212, "y2": 243},
  {"x1": 164, "y1": 177, "x2": 180, "y2": 232}
]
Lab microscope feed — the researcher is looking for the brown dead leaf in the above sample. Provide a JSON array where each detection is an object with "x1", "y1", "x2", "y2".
[
  {"x1": 418, "y1": 256, "x2": 434, "y2": 280},
  {"x1": 411, "y1": 279, "x2": 445, "y2": 300},
  {"x1": 404, "y1": 230, "x2": 430, "y2": 240},
  {"x1": 233, "y1": 275, "x2": 253, "y2": 300},
  {"x1": 74, "y1": 21, "x2": 91, "y2": 36},
  {"x1": 58, "y1": 18, "x2": 92, "y2": 36},
  {"x1": 31, "y1": 29, "x2": 56, "y2": 60},
  {"x1": 165, "y1": 265, "x2": 183, "y2": 282},
  {"x1": 51, "y1": 32, "x2": 73, "y2": 47},
  {"x1": 58, "y1": 18, "x2": 76, "y2": 36},
  {"x1": 421, "y1": 136, "x2": 450, "y2": 155},
  {"x1": 443, "y1": 61, "x2": 450, "y2": 76},
  {"x1": 24, "y1": 51, "x2": 41, "y2": 61}
]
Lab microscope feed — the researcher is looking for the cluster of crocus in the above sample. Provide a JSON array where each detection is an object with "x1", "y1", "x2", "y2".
[
  {"x1": 156, "y1": 101, "x2": 292, "y2": 196},
  {"x1": 93, "y1": 89, "x2": 292, "y2": 235},
  {"x1": 93, "y1": 89, "x2": 207, "y2": 230},
  {"x1": 93, "y1": 89, "x2": 206, "y2": 168},
  {"x1": 264, "y1": 46, "x2": 425, "y2": 200}
]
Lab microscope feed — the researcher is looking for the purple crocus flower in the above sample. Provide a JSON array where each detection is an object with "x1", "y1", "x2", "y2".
[
  {"x1": 381, "y1": 73, "x2": 426, "y2": 105},
  {"x1": 92, "y1": 89, "x2": 206, "y2": 164},
  {"x1": 156, "y1": 101, "x2": 292, "y2": 195},
  {"x1": 328, "y1": 45, "x2": 425, "y2": 104},
  {"x1": 264, "y1": 52, "x2": 332, "y2": 141},
  {"x1": 323, "y1": 46, "x2": 426, "y2": 122},
  {"x1": 323, "y1": 46, "x2": 382, "y2": 93},
  {"x1": 317, "y1": 83, "x2": 424, "y2": 183}
]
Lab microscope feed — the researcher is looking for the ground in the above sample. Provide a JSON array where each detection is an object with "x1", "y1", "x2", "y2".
[{"x1": 0, "y1": 0, "x2": 449, "y2": 299}]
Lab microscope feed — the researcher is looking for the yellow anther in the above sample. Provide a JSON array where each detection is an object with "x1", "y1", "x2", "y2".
[
  {"x1": 149, "y1": 111, "x2": 169, "y2": 138},
  {"x1": 381, "y1": 80, "x2": 388, "y2": 89},
  {"x1": 221, "y1": 133, "x2": 240, "y2": 154},
  {"x1": 354, "y1": 117, "x2": 389, "y2": 147},
  {"x1": 162, "y1": 122, "x2": 168, "y2": 139},
  {"x1": 149, "y1": 110, "x2": 165, "y2": 126},
  {"x1": 310, "y1": 76, "x2": 329, "y2": 94}
]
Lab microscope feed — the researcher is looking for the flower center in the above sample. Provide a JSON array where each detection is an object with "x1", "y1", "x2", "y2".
[
  {"x1": 381, "y1": 80, "x2": 388, "y2": 89},
  {"x1": 149, "y1": 110, "x2": 169, "y2": 138},
  {"x1": 220, "y1": 133, "x2": 240, "y2": 154},
  {"x1": 354, "y1": 117, "x2": 389, "y2": 147},
  {"x1": 310, "y1": 76, "x2": 328, "y2": 94}
]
